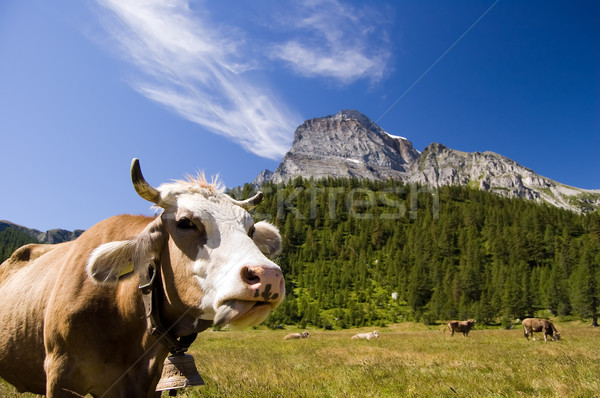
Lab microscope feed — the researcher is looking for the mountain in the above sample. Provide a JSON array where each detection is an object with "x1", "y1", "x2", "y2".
[
  {"x1": 259, "y1": 110, "x2": 419, "y2": 183},
  {"x1": 0, "y1": 220, "x2": 84, "y2": 244},
  {"x1": 255, "y1": 110, "x2": 600, "y2": 213},
  {"x1": 411, "y1": 143, "x2": 600, "y2": 212}
]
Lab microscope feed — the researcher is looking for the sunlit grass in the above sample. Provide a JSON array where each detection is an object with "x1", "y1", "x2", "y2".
[
  {"x1": 182, "y1": 321, "x2": 600, "y2": 398},
  {"x1": 2, "y1": 322, "x2": 599, "y2": 397}
]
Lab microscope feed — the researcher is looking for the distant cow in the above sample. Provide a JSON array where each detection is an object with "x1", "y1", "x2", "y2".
[
  {"x1": 447, "y1": 319, "x2": 476, "y2": 337},
  {"x1": 351, "y1": 330, "x2": 379, "y2": 340},
  {"x1": 284, "y1": 331, "x2": 310, "y2": 340},
  {"x1": 522, "y1": 318, "x2": 560, "y2": 341}
]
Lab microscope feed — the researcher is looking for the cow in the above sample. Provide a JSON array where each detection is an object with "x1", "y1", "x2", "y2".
[
  {"x1": 447, "y1": 319, "x2": 476, "y2": 337},
  {"x1": 284, "y1": 331, "x2": 310, "y2": 340},
  {"x1": 351, "y1": 330, "x2": 379, "y2": 340},
  {"x1": 522, "y1": 318, "x2": 560, "y2": 342},
  {"x1": 0, "y1": 158, "x2": 285, "y2": 397}
]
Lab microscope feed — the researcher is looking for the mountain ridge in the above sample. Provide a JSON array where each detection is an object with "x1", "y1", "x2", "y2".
[
  {"x1": 255, "y1": 110, "x2": 600, "y2": 213},
  {"x1": 0, "y1": 220, "x2": 84, "y2": 244}
]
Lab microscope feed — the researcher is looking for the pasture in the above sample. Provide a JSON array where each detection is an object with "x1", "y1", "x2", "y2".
[{"x1": 1, "y1": 322, "x2": 599, "y2": 397}]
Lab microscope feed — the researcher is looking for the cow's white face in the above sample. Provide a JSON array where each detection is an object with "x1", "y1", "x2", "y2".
[
  {"x1": 87, "y1": 159, "x2": 284, "y2": 330},
  {"x1": 159, "y1": 187, "x2": 284, "y2": 329}
]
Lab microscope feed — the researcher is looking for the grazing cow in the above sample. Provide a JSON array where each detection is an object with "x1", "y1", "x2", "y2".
[
  {"x1": 522, "y1": 318, "x2": 560, "y2": 342},
  {"x1": 447, "y1": 319, "x2": 476, "y2": 337},
  {"x1": 284, "y1": 331, "x2": 310, "y2": 340},
  {"x1": 0, "y1": 159, "x2": 285, "y2": 397},
  {"x1": 351, "y1": 330, "x2": 379, "y2": 340}
]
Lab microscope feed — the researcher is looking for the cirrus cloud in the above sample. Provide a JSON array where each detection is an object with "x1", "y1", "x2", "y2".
[{"x1": 94, "y1": 0, "x2": 392, "y2": 159}]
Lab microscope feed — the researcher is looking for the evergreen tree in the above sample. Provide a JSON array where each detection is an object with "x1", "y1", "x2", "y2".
[{"x1": 570, "y1": 236, "x2": 599, "y2": 326}]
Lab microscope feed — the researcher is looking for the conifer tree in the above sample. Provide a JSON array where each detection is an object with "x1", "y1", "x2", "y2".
[{"x1": 570, "y1": 236, "x2": 599, "y2": 326}]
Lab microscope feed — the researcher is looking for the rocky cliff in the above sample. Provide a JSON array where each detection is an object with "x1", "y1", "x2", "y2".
[
  {"x1": 261, "y1": 110, "x2": 419, "y2": 183},
  {"x1": 255, "y1": 110, "x2": 600, "y2": 213}
]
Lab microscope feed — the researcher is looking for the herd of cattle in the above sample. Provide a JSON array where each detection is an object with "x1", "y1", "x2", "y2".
[
  {"x1": 444, "y1": 318, "x2": 560, "y2": 341},
  {"x1": 282, "y1": 318, "x2": 560, "y2": 342},
  {"x1": 0, "y1": 159, "x2": 563, "y2": 397},
  {"x1": 283, "y1": 330, "x2": 381, "y2": 340}
]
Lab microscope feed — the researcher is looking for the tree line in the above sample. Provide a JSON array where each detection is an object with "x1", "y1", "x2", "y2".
[
  {"x1": 0, "y1": 228, "x2": 38, "y2": 264},
  {"x1": 237, "y1": 177, "x2": 600, "y2": 328}
]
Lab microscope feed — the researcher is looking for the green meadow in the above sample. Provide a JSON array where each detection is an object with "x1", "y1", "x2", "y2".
[
  {"x1": 186, "y1": 322, "x2": 600, "y2": 398},
  {"x1": 4, "y1": 321, "x2": 597, "y2": 397}
]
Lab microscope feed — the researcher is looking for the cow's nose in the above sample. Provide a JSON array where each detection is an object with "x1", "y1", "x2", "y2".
[{"x1": 241, "y1": 265, "x2": 284, "y2": 302}]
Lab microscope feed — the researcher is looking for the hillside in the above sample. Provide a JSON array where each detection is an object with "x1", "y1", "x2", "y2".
[
  {"x1": 0, "y1": 221, "x2": 83, "y2": 263},
  {"x1": 243, "y1": 178, "x2": 600, "y2": 328}
]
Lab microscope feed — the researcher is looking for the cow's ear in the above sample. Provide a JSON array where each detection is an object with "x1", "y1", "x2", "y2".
[
  {"x1": 252, "y1": 221, "x2": 281, "y2": 258},
  {"x1": 86, "y1": 218, "x2": 165, "y2": 284},
  {"x1": 86, "y1": 240, "x2": 137, "y2": 283}
]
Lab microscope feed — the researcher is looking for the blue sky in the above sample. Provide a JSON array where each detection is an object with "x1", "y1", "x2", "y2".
[{"x1": 1, "y1": 0, "x2": 598, "y2": 232}]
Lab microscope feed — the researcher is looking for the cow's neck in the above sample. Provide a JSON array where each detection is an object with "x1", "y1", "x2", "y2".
[
  {"x1": 157, "y1": 252, "x2": 212, "y2": 337},
  {"x1": 138, "y1": 260, "x2": 210, "y2": 354}
]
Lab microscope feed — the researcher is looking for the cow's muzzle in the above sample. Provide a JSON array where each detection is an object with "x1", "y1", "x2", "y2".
[
  {"x1": 213, "y1": 265, "x2": 285, "y2": 328},
  {"x1": 241, "y1": 265, "x2": 284, "y2": 302}
]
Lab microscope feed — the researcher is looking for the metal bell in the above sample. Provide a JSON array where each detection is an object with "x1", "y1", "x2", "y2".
[{"x1": 156, "y1": 353, "x2": 204, "y2": 395}]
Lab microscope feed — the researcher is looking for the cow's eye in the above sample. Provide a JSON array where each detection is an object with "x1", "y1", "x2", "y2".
[
  {"x1": 176, "y1": 218, "x2": 196, "y2": 230},
  {"x1": 248, "y1": 224, "x2": 256, "y2": 238}
]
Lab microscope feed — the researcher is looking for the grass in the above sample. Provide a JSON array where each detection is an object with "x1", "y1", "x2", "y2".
[{"x1": 2, "y1": 322, "x2": 600, "y2": 397}]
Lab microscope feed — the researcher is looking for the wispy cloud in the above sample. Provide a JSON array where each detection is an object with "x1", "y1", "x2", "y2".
[
  {"x1": 268, "y1": 0, "x2": 392, "y2": 84},
  {"x1": 94, "y1": 0, "x2": 392, "y2": 158},
  {"x1": 96, "y1": 0, "x2": 300, "y2": 160}
]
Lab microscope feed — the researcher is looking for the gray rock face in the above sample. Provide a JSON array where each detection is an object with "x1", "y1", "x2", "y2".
[
  {"x1": 260, "y1": 110, "x2": 420, "y2": 183},
  {"x1": 409, "y1": 143, "x2": 587, "y2": 210},
  {"x1": 255, "y1": 110, "x2": 600, "y2": 213}
]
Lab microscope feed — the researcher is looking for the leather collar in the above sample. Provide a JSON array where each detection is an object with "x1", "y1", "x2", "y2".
[{"x1": 138, "y1": 261, "x2": 198, "y2": 354}]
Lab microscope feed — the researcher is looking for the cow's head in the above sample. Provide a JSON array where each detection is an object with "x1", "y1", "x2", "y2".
[
  {"x1": 87, "y1": 159, "x2": 285, "y2": 330},
  {"x1": 552, "y1": 331, "x2": 561, "y2": 341}
]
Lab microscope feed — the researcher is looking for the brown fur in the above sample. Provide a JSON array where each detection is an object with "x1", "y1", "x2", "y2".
[
  {"x1": 0, "y1": 214, "x2": 222, "y2": 397},
  {"x1": 447, "y1": 319, "x2": 476, "y2": 337},
  {"x1": 0, "y1": 216, "x2": 168, "y2": 396},
  {"x1": 522, "y1": 318, "x2": 560, "y2": 341}
]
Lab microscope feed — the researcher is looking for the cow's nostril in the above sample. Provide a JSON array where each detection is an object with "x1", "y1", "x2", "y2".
[{"x1": 241, "y1": 266, "x2": 261, "y2": 285}]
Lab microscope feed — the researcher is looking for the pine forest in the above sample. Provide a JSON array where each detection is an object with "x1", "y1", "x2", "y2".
[{"x1": 236, "y1": 177, "x2": 600, "y2": 329}]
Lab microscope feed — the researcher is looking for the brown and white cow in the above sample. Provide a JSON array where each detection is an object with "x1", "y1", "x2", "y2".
[
  {"x1": 284, "y1": 331, "x2": 310, "y2": 340},
  {"x1": 522, "y1": 318, "x2": 560, "y2": 342},
  {"x1": 0, "y1": 159, "x2": 285, "y2": 397},
  {"x1": 447, "y1": 319, "x2": 476, "y2": 337},
  {"x1": 351, "y1": 330, "x2": 379, "y2": 340}
]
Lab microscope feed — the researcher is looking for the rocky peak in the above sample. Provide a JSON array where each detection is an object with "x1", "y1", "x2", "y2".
[
  {"x1": 253, "y1": 111, "x2": 600, "y2": 213},
  {"x1": 257, "y1": 110, "x2": 420, "y2": 184}
]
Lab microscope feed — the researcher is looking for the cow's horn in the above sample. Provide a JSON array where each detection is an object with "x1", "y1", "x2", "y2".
[
  {"x1": 131, "y1": 158, "x2": 161, "y2": 204},
  {"x1": 228, "y1": 191, "x2": 263, "y2": 211}
]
